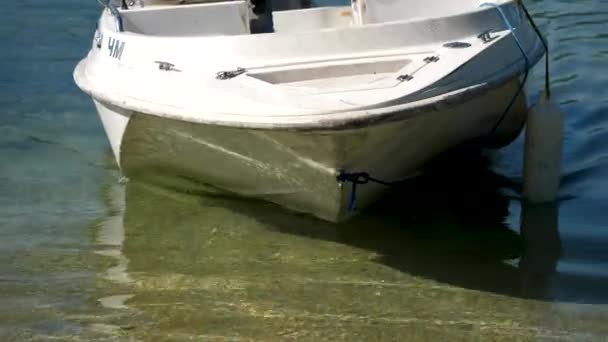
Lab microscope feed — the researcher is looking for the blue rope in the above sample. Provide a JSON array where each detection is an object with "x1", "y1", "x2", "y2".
[
  {"x1": 480, "y1": 2, "x2": 531, "y2": 137},
  {"x1": 337, "y1": 171, "x2": 394, "y2": 211}
]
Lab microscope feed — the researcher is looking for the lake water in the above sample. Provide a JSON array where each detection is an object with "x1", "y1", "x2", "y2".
[{"x1": 1, "y1": 0, "x2": 608, "y2": 340}]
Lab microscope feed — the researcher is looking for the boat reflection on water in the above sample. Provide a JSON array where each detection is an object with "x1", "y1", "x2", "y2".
[
  {"x1": 519, "y1": 202, "x2": 561, "y2": 301},
  {"x1": 95, "y1": 146, "x2": 608, "y2": 338},
  {"x1": 90, "y1": 175, "x2": 135, "y2": 336}
]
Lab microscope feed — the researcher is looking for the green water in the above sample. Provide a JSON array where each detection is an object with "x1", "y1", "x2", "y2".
[{"x1": 2, "y1": 0, "x2": 608, "y2": 340}]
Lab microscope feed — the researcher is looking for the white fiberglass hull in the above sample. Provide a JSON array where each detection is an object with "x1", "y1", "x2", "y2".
[
  {"x1": 75, "y1": 0, "x2": 545, "y2": 221},
  {"x1": 92, "y1": 77, "x2": 527, "y2": 222}
]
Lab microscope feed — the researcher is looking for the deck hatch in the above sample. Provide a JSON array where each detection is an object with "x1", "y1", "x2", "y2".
[{"x1": 247, "y1": 58, "x2": 412, "y2": 85}]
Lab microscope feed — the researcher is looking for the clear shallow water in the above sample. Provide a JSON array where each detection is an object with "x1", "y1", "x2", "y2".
[{"x1": 1, "y1": 0, "x2": 608, "y2": 340}]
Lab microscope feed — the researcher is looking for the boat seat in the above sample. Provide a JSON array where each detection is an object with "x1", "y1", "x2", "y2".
[
  {"x1": 273, "y1": 7, "x2": 353, "y2": 33},
  {"x1": 140, "y1": 0, "x2": 243, "y2": 4},
  {"x1": 355, "y1": 0, "x2": 481, "y2": 24},
  {"x1": 121, "y1": 1, "x2": 250, "y2": 36}
]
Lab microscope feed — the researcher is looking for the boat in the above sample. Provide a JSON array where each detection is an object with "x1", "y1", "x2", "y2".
[{"x1": 74, "y1": 0, "x2": 545, "y2": 222}]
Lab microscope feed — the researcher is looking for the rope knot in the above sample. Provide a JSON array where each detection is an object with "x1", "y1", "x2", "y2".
[
  {"x1": 336, "y1": 172, "x2": 371, "y2": 185},
  {"x1": 337, "y1": 171, "x2": 394, "y2": 212}
]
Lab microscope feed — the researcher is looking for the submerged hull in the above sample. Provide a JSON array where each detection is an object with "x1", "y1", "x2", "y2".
[{"x1": 94, "y1": 78, "x2": 527, "y2": 222}]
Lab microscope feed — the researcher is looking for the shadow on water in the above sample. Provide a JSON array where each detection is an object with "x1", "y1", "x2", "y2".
[{"x1": 120, "y1": 145, "x2": 608, "y2": 305}]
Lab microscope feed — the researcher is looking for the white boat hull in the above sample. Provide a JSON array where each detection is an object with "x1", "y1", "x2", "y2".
[
  {"x1": 93, "y1": 77, "x2": 527, "y2": 222},
  {"x1": 76, "y1": 0, "x2": 545, "y2": 221}
]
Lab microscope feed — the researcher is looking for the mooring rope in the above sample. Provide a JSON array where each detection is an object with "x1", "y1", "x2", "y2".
[
  {"x1": 518, "y1": 0, "x2": 551, "y2": 97},
  {"x1": 480, "y1": 2, "x2": 531, "y2": 138},
  {"x1": 336, "y1": 171, "x2": 396, "y2": 211}
]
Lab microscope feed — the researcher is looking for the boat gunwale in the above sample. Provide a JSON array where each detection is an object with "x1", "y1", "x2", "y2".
[{"x1": 74, "y1": 40, "x2": 543, "y2": 132}]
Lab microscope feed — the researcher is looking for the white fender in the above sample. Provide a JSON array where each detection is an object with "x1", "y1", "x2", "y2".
[{"x1": 523, "y1": 94, "x2": 564, "y2": 203}]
